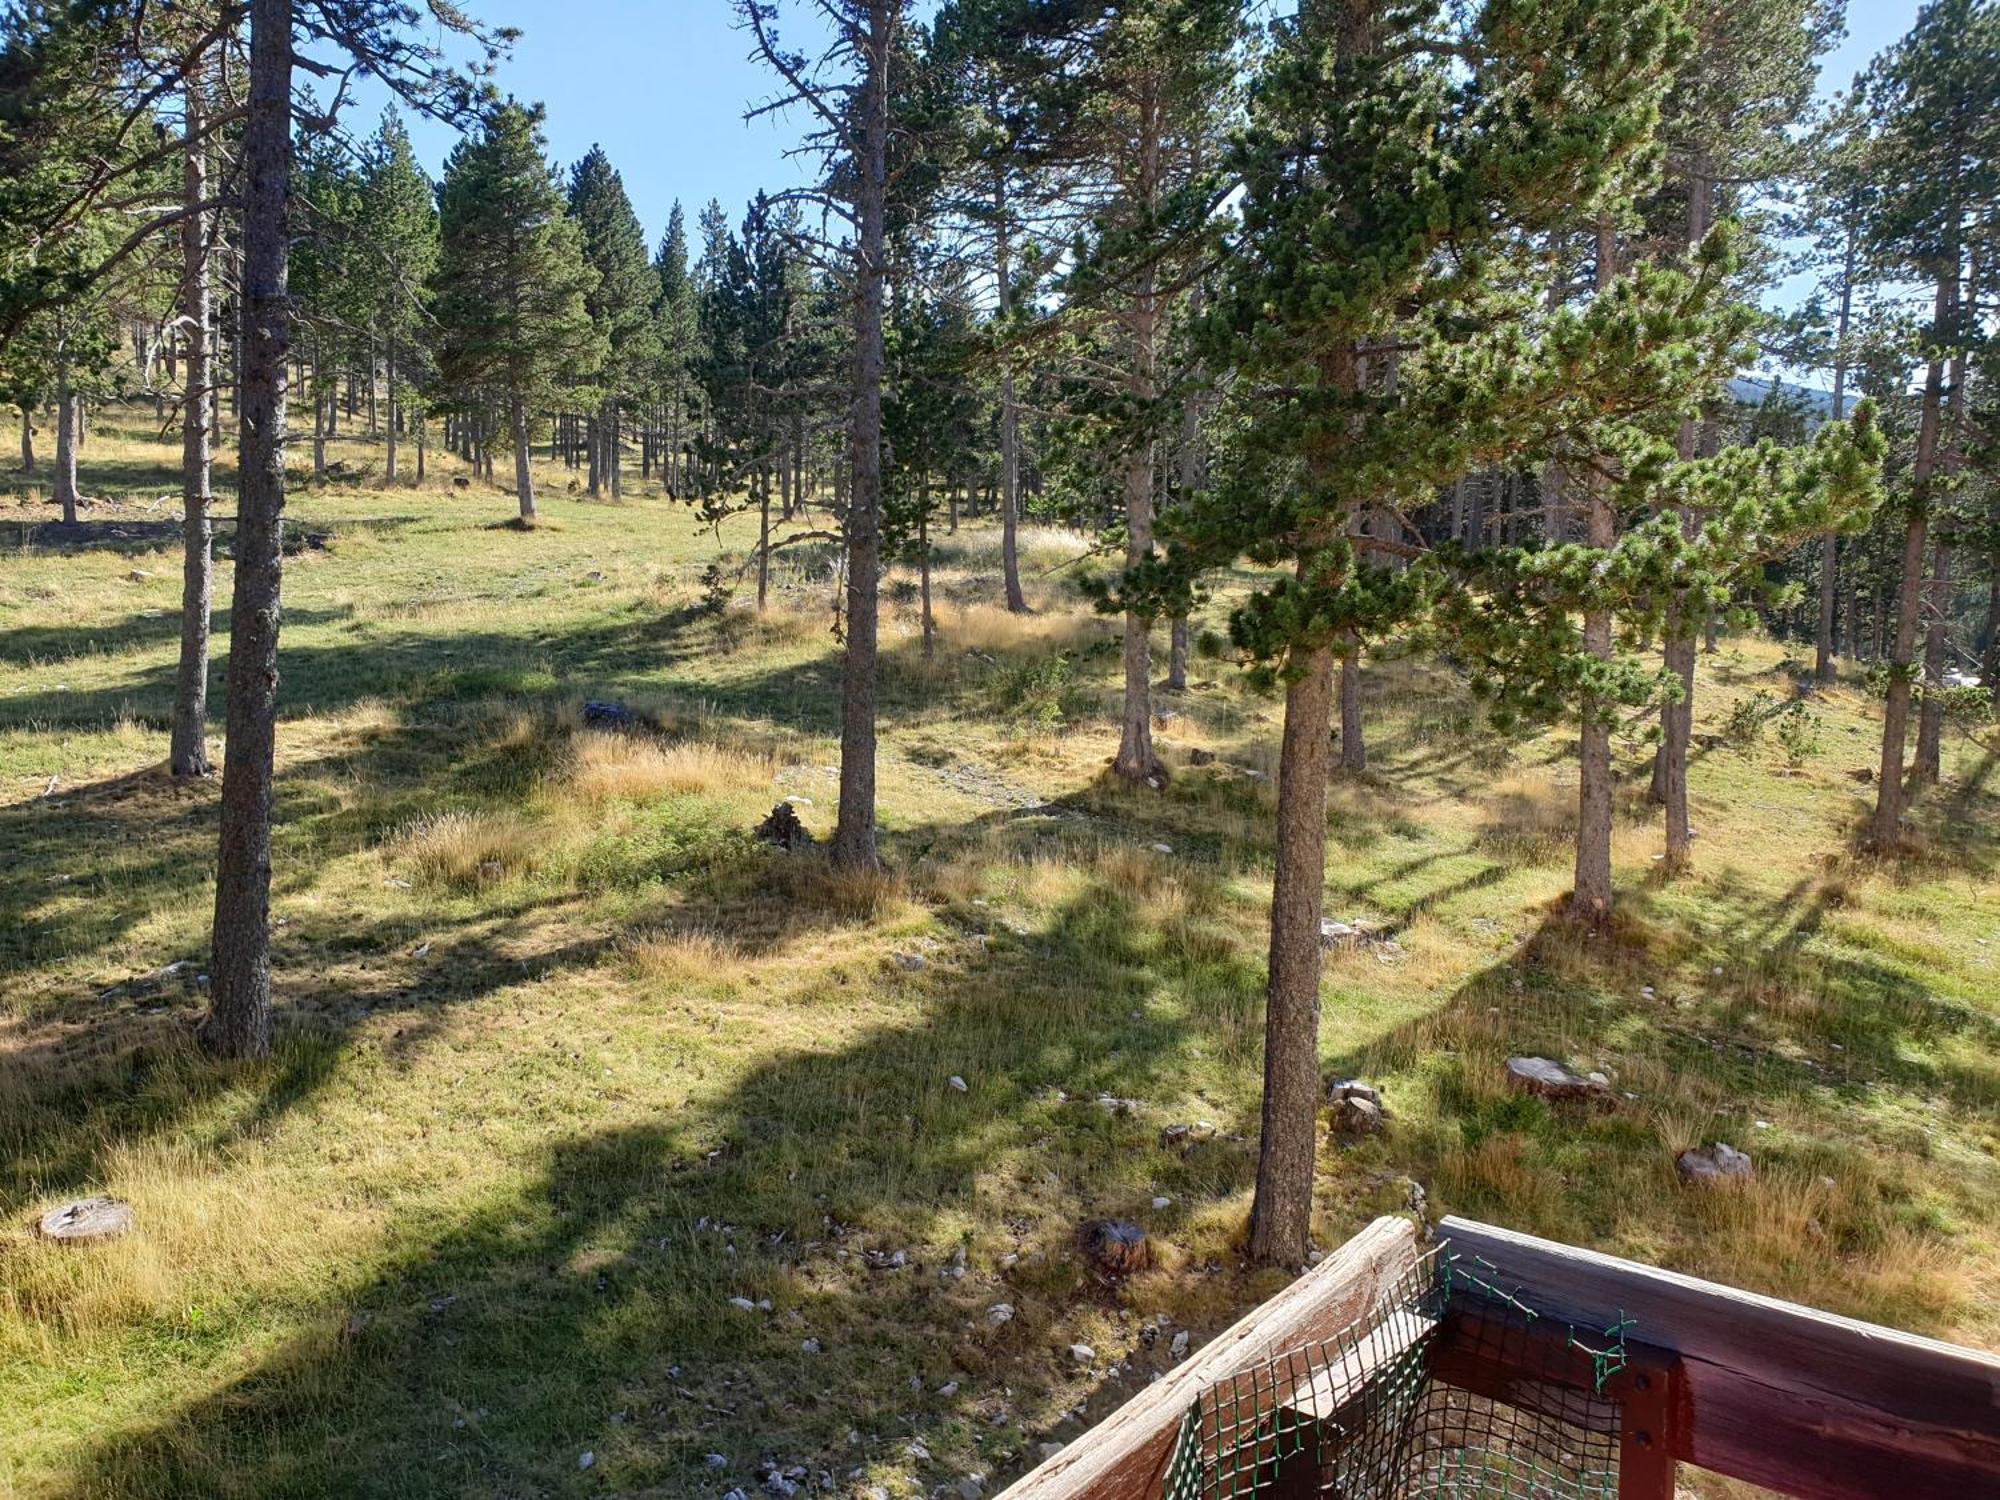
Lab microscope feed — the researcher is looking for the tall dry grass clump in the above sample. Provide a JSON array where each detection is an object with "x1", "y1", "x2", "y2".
[{"x1": 565, "y1": 729, "x2": 776, "y2": 804}]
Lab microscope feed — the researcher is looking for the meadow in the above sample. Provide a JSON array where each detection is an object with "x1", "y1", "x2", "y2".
[{"x1": 2, "y1": 410, "x2": 1996, "y2": 1499}]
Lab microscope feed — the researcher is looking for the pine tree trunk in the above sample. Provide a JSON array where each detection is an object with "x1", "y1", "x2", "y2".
[
  {"x1": 384, "y1": 344, "x2": 398, "y2": 483},
  {"x1": 1168, "y1": 616, "x2": 1189, "y2": 691},
  {"x1": 172, "y1": 67, "x2": 215, "y2": 780},
  {"x1": 585, "y1": 415, "x2": 601, "y2": 497},
  {"x1": 1338, "y1": 637, "x2": 1365, "y2": 773},
  {"x1": 605, "y1": 399, "x2": 622, "y2": 499},
  {"x1": 312, "y1": 343, "x2": 327, "y2": 479},
  {"x1": 1248, "y1": 642, "x2": 1334, "y2": 1268},
  {"x1": 1815, "y1": 536, "x2": 1840, "y2": 682},
  {"x1": 512, "y1": 393, "x2": 536, "y2": 521},
  {"x1": 1914, "y1": 538, "x2": 1952, "y2": 783},
  {"x1": 919, "y1": 482, "x2": 934, "y2": 662},
  {"x1": 1111, "y1": 94, "x2": 1163, "y2": 785},
  {"x1": 202, "y1": 0, "x2": 293, "y2": 1062},
  {"x1": 993, "y1": 167, "x2": 1028, "y2": 615},
  {"x1": 19, "y1": 405, "x2": 34, "y2": 474},
  {"x1": 831, "y1": 0, "x2": 892, "y2": 872},
  {"x1": 416, "y1": 415, "x2": 426, "y2": 484},
  {"x1": 1572, "y1": 225, "x2": 1620, "y2": 920},
  {"x1": 1816, "y1": 236, "x2": 1856, "y2": 680},
  {"x1": 757, "y1": 466, "x2": 770, "y2": 612},
  {"x1": 53, "y1": 359, "x2": 80, "y2": 524}
]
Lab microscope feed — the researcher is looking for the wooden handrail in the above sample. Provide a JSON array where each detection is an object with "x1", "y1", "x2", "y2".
[
  {"x1": 994, "y1": 1216, "x2": 1420, "y2": 1500},
  {"x1": 1439, "y1": 1215, "x2": 2000, "y2": 1500}
]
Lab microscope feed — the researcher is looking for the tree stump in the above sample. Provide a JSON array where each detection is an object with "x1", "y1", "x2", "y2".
[{"x1": 36, "y1": 1196, "x2": 134, "y2": 1244}]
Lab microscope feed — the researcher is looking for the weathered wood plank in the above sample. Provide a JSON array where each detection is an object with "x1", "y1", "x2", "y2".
[
  {"x1": 995, "y1": 1216, "x2": 1420, "y2": 1500},
  {"x1": 1439, "y1": 1216, "x2": 2000, "y2": 1500}
]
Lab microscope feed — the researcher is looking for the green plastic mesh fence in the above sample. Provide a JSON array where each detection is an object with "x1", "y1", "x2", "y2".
[{"x1": 1158, "y1": 1247, "x2": 1625, "y2": 1500}]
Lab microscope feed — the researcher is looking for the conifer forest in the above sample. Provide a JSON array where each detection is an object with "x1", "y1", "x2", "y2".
[{"x1": 1, "y1": 1, "x2": 1997, "y2": 1495}]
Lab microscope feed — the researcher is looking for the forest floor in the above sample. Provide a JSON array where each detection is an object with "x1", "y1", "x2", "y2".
[{"x1": 2, "y1": 409, "x2": 1997, "y2": 1500}]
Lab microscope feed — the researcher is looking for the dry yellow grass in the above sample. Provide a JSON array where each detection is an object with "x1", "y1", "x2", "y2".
[
  {"x1": 563, "y1": 729, "x2": 777, "y2": 804},
  {"x1": 396, "y1": 808, "x2": 545, "y2": 888}
]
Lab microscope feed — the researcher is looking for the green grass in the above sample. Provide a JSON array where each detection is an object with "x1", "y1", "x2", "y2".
[{"x1": 1, "y1": 408, "x2": 1996, "y2": 1499}]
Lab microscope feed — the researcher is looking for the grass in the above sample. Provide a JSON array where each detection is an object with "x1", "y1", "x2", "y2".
[{"x1": 1, "y1": 408, "x2": 1997, "y2": 1499}]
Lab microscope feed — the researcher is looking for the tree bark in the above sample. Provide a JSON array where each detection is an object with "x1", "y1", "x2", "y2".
[
  {"x1": 172, "y1": 66, "x2": 215, "y2": 780},
  {"x1": 384, "y1": 343, "x2": 398, "y2": 482},
  {"x1": 18, "y1": 405, "x2": 33, "y2": 474},
  {"x1": 1168, "y1": 616, "x2": 1189, "y2": 691},
  {"x1": 1572, "y1": 222, "x2": 1620, "y2": 920},
  {"x1": 1337, "y1": 636, "x2": 1365, "y2": 773},
  {"x1": 1248, "y1": 643, "x2": 1335, "y2": 1268},
  {"x1": 757, "y1": 465, "x2": 770, "y2": 611},
  {"x1": 53, "y1": 359, "x2": 80, "y2": 524},
  {"x1": 831, "y1": 0, "x2": 892, "y2": 872},
  {"x1": 1873, "y1": 270, "x2": 1954, "y2": 846},
  {"x1": 993, "y1": 165, "x2": 1028, "y2": 614},
  {"x1": 1815, "y1": 223, "x2": 1857, "y2": 682},
  {"x1": 1111, "y1": 87, "x2": 1163, "y2": 786},
  {"x1": 511, "y1": 392, "x2": 536, "y2": 520},
  {"x1": 1913, "y1": 538, "x2": 1953, "y2": 782},
  {"x1": 202, "y1": 0, "x2": 293, "y2": 1062}
]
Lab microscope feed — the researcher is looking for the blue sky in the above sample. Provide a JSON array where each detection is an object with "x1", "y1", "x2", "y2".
[{"x1": 358, "y1": 0, "x2": 1923, "y2": 270}]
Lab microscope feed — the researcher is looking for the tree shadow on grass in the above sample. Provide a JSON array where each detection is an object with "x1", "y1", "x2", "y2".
[{"x1": 43, "y1": 873, "x2": 1241, "y2": 1500}]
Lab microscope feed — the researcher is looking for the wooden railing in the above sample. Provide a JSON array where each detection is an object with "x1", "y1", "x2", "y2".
[{"x1": 995, "y1": 1214, "x2": 2000, "y2": 1500}]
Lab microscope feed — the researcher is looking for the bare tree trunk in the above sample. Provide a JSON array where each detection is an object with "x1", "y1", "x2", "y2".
[
  {"x1": 1338, "y1": 636, "x2": 1365, "y2": 772},
  {"x1": 1572, "y1": 222, "x2": 1619, "y2": 920},
  {"x1": 512, "y1": 392, "x2": 536, "y2": 521},
  {"x1": 1168, "y1": 617, "x2": 1189, "y2": 691},
  {"x1": 831, "y1": 0, "x2": 892, "y2": 872},
  {"x1": 1914, "y1": 536, "x2": 1953, "y2": 783},
  {"x1": 18, "y1": 405, "x2": 33, "y2": 474},
  {"x1": 203, "y1": 0, "x2": 293, "y2": 1062},
  {"x1": 1249, "y1": 642, "x2": 1334, "y2": 1267},
  {"x1": 1653, "y1": 171, "x2": 1713, "y2": 865},
  {"x1": 919, "y1": 480, "x2": 934, "y2": 662},
  {"x1": 606, "y1": 399, "x2": 622, "y2": 499},
  {"x1": 1816, "y1": 227, "x2": 1857, "y2": 681},
  {"x1": 53, "y1": 359, "x2": 80, "y2": 524},
  {"x1": 384, "y1": 343, "x2": 398, "y2": 483},
  {"x1": 311, "y1": 343, "x2": 327, "y2": 480},
  {"x1": 1112, "y1": 90, "x2": 1163, "y2": 786},
  {"x1": 994, "y1": 165, "x2": 1028, "y2": 614},
  {"x1": 1873, "y1": 273, "x2": 1954, "y2": 846},
  {"x1": 416, "y1": 414, "x2": 426, "y2": 484},
  {"x1": 757, "y1": 465, "x2": 770, "y2": 612},
  {"x1": 585, "y1": 414, "x2": 601, "y2": 497},
  {"x1": 172, "y1": 66, "x2": 215, "y2": 780}
]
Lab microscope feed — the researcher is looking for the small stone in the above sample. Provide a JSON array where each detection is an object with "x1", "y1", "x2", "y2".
[
  {"x1": 1169, "y1": 1331, "x2": 1189, "y2": 1358},
  {"x1": 707, "y1": 1454, "x2": 730, "y2": 1470},
  {"x1": 1506, "y1": 1056, "x2": 1610, "y2": 1103},
  {"x1": 728, "y1": 1296, "x2": 757, "y2": 1311},
  {"x1": 801, "y1": 1338, "x2": 821, "y2": 1354},
  {"x1": 578, "y1": 1450, "x2": 595, "y2": 1470},
  {"x1": 724, "y1": 1490, "x2": 749, "y2": 1500},
  {"x1": 1069, "y1": 1343, "x2": 1096, "y2": 1364},
  {"x1": 1326, "y1": 1078, "x2": 1381, "y2": 1107},
  {"x1": 1150, "y1": 1196, "x2": 1171, "y2": 1210},
  {"x1": 35, "y1": 1196, "x2": 134, "y2": 1244},
  {"x1": 986, "y1": 1302, "x2": 1015, "y2": 1327},
  {"x1": 948, "y1": 1075, "x2": 968, "y2": 1092},
  {"x1": 1330, "y1": 1096, "x2": 1385, "y2": 1136},
  {"x1": 1039, "y1": 1442, "x2": 1067, "y2": 1462},
  {"x1": 893, "y1": 952, "x2": 926, "y2": 973},
  {"x1": 1189, "y1": 748, "x2": 1216, "y2": 765},
  {"x1": 410, "y1": 942, "x2": 432, "y2": 960},
  {"x1": 763, "y1": 1475, "x2": 798, "y2": 1498},
  {"x1": 955, "y1": 1479, "x2": 984, "y2": 1500},
  {"x1": 937, "y1": 1380, "x2": 960, "y2": 1397},
  {"x1": 1677, "y1": 1143, "x2": 1754, "y2": 1185},
  {"x1": 1150, "y1": 842, "x2": 1174, "y2": 855}
]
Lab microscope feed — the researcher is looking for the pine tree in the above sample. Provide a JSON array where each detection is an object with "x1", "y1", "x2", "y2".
[
  {"x1": 1157, "y1": 0, "x2": 1692, "y2": 1265},
  {"x1": 433, "y1": 101, "x2": 603, "y2": 521},
  {"x1": 653, "y1": 201, "x2": 698, "y2": 497},
  {"x1": 568, "y1": 145, "x2": 656, "y2": 499},
  {"x1": 1859, "y1": 0, "x2": 2000, "y2": 846},
  {"x1": 358, "y1": 110, "x2": 438, "y2": 485}
]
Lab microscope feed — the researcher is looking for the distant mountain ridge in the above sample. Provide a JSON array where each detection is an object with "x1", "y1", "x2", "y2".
[{"x1": 1728, "y1": 374, "x2": 1836, "y2": 421}]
